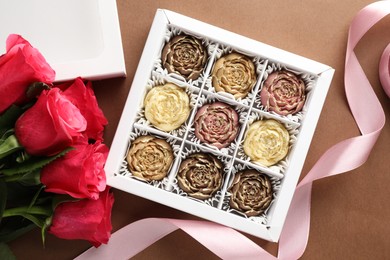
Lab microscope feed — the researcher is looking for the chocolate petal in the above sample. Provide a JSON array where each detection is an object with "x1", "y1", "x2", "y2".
[
  {"x1": 161, "y1": 35, "x2": 207, "y2": 80},
  {"x1": 126, "y1": 135, "x2": 174, "y2": 181},
  {"x1": 177, "y1": 153, "x2": 223, "y2": 200}
]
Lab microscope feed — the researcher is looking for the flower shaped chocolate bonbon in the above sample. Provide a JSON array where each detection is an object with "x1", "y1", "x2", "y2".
[
  {"x1": 177, "y1": 153, "x2": 223, "y2": 200},
  {"x1": 260, "y1": 70, "x2": 306, "y2": 115},
  {"x1": 162, "y1": 35, "x2": 208, "y2": 80},
  {"x1": 212, "y1": 53, "x2": 257, "y2": 99},
  {"x1": 194, "y1": 102, "x2": 239, "y2": 149},
  {"x1": 229, "y1": 170, "x2": 273, "y2": 217},
  {"x1": 243, "y1": 119, "x2": 289, "y2": 167},
  {"x1": 126, "y1": 135, "x2": 174, "y2": 181},
  {"x1": 144, "y1": 83, "x2": 191, "y2": 132}
]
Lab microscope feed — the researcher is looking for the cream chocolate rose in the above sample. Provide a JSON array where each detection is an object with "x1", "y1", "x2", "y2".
[
  {"x1": 229, "y1": 170, "x2": 273, "y2": 217},
  {"x1": 126, "y1": 135, "x2": 174, "y2": 181},
  {"x1": 177, "y1": 153, "x2": 223, "y2": 200},
  {"x1": 212, "y1": 53, "x2": 257, "y2": 99},
  {"x1": 260, "y1": 70, "x2": 306, "y2": 116},
  {"x1": 194, "y1": 102, "x2": 239, "y2": 149},
  {"x1": 162, "y1": 35, "x2": 208, "y2": 80},
  {"x1": 144, "y1": 83, "x2": 190, "y2": 132},
  {"x1": 243, "y1": 119, "x2": 289, "y2": 166}
]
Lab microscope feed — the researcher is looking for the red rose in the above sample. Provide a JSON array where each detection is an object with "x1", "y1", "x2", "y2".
[
  {"x1": 58, "y1": 77, "x2": 108, "y2": 141},
  {"x1": 15, "y1": 88, "x2": 86, "y2": 156},
  {"x1": 49, "y1": 188, "x2": 114, "y2": 247},
  {"x1": 41, "y1": 140, "x2": 108, "y2": 200},
  {"x1": 0, "y1": 34, "x2": 55, "y2": 114}
]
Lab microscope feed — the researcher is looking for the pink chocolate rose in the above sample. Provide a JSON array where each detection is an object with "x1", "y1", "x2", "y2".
[
  {"x1": 0, "y1": 34, "x2": 55, "y2": 114},
  {"x1": 15, "y1": 88, "x2": 86, "y2": 156},
  {"x1": 260, "y1": 70, "x2": 306, "y2": 116},
  {"x1": 194, "y1": 102, "x2": 239, "y2": 149}
]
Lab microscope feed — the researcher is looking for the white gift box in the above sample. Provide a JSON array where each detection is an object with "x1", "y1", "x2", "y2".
[
  {"x1": 105, "y1": 9, "x2": 334, "y2": 242},
  {"x1": 0, "y1": 0, "x2": 126, "y2": 81}
]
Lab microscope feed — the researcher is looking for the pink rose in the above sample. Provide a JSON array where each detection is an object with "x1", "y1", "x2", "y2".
[
  {"x1": 57, "y1": 77, "x2": 108, "y2": 141},
  {"x1": 41, "y1": 140, "x2": 108, "y2": 200},
  {"x1": 15, "y1": 88, "x2": 86, "y2": 156},
  {"x1": 49, "y1": 188, "x2": 114, "y2": 247},
  {"x1": 260, "y1": 70, "x2": 306, "y2": 116},
  {"x1": 0, "y1": 34, "x2": 55, "y2": 114}
]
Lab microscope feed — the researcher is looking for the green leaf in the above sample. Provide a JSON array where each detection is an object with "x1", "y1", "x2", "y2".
[
  {"x1": 0, "y1": 179, "x2": 6, "y2": 223},
  {"x1": 1, "y1": 147, "x2": 73, "y2": 176},
  {"x1": 25, "y1": 82, "x2": 50, "y2": 99},
  {"x1": 0, "y1": 106, "x2": 23, "y2": 136},
  {"x1": 0, "y1": 135, "x2": 23, "y2": 160},
  {"x1": 2, "y1": 170, "x2": 41, "y2": 185},
  {"x1": 0, "y1": 129, "x2": 14, "y2": 144},
  {"x1": 28, "y1": 185, "x2": 45, "y2": 209},
  {"x1": 0, "y1": 243, "x2": 16, "y2": 260},
  {"x1": 17, "y1": 213, "x2": 45, "y2": 228}
]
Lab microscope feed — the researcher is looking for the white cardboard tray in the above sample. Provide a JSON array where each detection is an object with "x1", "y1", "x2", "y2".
[
  {"x1": 0, "y1": 0, "x2": 126, "y2": 81},
  {"x1": 105, "y1": 9, "x2": 334, "y2": 242}
]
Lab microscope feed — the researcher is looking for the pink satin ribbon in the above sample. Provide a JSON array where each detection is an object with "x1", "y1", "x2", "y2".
[
  {"x1": 379, "y1": 42, "x2": 390, "y2": 98},
  {"x1": 76, "y1": 1, "x2": 387, "y2": 259}
]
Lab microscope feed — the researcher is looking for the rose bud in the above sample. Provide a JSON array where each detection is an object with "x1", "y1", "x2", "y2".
[
  {"x1": 49, "y1": 188, "x2": 114, "y2": 247},
  {"x1": 162, "y1": 35, "x2": 208, "y2": 80},
  {"x1": 126, "y1": 135, "x2": 174, "y2": 181},
  {"x1": 243, "y1": 119, "x2": 290, "y2": 167},
  {"x1": 194, "y1": 102, "x2": 239, "y2": 149},
  {"x1": 229, "y1": 170, "x2": 273, "y2": 217},
  {"x1": 212, "y1": 53, "x2": 257, "y2": 99},
  {"x1": 0, "y1": 34, "x2": 55, "y2": 114},
  {"x1": 260, "y1": 70, "x2": 306, "y2": 116},
  {"x1": 177, "y1": 152, "x2": 223, "y2": 200}
]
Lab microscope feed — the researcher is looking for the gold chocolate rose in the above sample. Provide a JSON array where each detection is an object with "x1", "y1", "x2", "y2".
[
  {"x1": 212, "y1": 53, "x2": 257, "y2": 99},
  {"x1": 243, "y1": 119, "x2": 289, "y2": 166},
  {"x1": 177, "y1": 153, "x2": 223, "y2": 200},
  {"x1": 194, "y1": 102, "x2": 240, "y2": 149},
  {"x1": 229, "y1": 170, "x2": 273, "y2": 217},
  {"x1": 162, "y1": 35, "x2": 208, "y2": 80},
  {"x1": 144, "y1": 83, "x2": 190, "y2": 132},
  {"x1": 260, "y1": 70, "x2": 306, "y2": 115},
  {"x1": 126, "y1": 135, "x2": 174, "y2": 181}
]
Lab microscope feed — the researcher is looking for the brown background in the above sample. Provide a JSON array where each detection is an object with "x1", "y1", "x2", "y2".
[{"x1": 9, "y1": 0, "x2": 390, "y2": 259}]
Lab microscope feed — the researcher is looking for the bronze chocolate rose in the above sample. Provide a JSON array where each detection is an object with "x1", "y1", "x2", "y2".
[
  {"x1": 194, "y1": 102, "x2": 239, "y2": 149},
  {"x1": 177, "y1": 153, "x2": 223, "y2": 200},
  {"x1": 126, "y1": 135, "x2": 174, "y2": 181},
  {"x1": 260, "y1": 70, "x2": 306, "y2": 116},
  {"x1": 162, "y1": 35, "x2": 208, "y2": 80},
  {"x1": 229, "y1": 170, "x2": 273, "y2": 217},
  {"x1": 212, "y1": 53, "x2": 257, "y2": 99}
]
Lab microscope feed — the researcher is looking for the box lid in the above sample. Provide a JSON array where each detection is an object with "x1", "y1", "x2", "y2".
[{"x1": 0, "y1": 0, "x2": 126, "y2": 81}]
